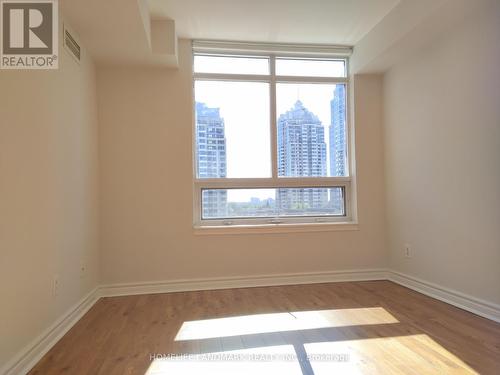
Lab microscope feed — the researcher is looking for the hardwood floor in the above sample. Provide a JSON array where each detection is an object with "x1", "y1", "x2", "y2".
[{"x1": 29, "y1": 281, "x2": 500, "y2": 374}]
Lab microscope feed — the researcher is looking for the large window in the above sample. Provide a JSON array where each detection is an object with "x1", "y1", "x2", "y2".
[{"x1": 193, "y1": 44, "x2": 352, "y2": 227}]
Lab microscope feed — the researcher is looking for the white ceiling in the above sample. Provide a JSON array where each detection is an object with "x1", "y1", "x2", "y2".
[
  {"x1": 147, "y1": 0, "x2": 400, "y2": 45},
  {"x1": 61, "y1": 0, "x2": 153, "y2": 66},
  {"x1": 61, "y1": 0, "x2": 482, "y2": 71}
]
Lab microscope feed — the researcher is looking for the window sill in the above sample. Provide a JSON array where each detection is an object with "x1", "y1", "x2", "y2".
[{"x1": 193, "y1": 221, "x2": 359, "y2": 235}]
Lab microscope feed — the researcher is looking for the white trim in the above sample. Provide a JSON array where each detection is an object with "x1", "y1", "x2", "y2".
[
  {"x1": 99, "y1": 269, "x2": 387, "y2": 298},
  {"x1": 195, "y1": 177, "x2": 351, "y2": 188},
  {"x1": 1, "y1": 287, "x2": 100, "y2": 375},
  {"x1": 192, "y1": 40, "x2": 352, "y2": 57},
  {"x1": 194, "y1": 72, "x2": 348, "y2": 84},
  {"x1": 194, "y1": 221, "x2": 358, "y2": 234},
  {"x1": 270, "y1": 55, "x2": 278, "y2": 180},
  {"x1": 4, "y1": 270, "x2": 500, "y2": 375},
  {"x1": 192, "y1": 47, "x2": 354, "y2": 228},
  {"x1": 388, "y1": 271, "x2": 500, "y2": 323}
]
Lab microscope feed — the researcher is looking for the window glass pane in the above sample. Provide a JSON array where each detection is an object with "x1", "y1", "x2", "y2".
[
  {"x1": 276, "y1": 83, "x2": 347, "y2": 177},
  {"x1": 201, "y1": 188, "x2": 344, "y2": 219},
  {"x1": 276, "y1": 58, "x2": 345, "y2": 77},
  {"x1": 195, "y1": 81, "x2": 271, "y2": 178},
  {"x1": 277, "y1": 187, "x2": 344, "y2": 217},
  {"x1": 194, "y1": 55, "x2": 270, "y2": 75}
]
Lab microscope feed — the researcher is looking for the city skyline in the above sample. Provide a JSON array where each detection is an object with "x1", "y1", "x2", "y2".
[
  {"x1": 195, "y1": 102, "x2": 228, "y2": 218},
  {"x1": 329, "y1": 85, "x2": 347, "y2": 211},
  {"x1": 330, "y1": 85, "x2": 347, "y2": 177},
  {"x1": 195, "y1": 86, "x2": 346, "y2": 214},
  {"x1": 277, "y1": 100, "x2": 329, "y2": 210}
]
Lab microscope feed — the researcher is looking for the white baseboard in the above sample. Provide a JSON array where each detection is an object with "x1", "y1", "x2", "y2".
[
  {"x1": 1, "y1": 287, "x2": 100, "y2": 375},
  {"x1": 100, "y1": 270, "x2": 500, "y2": 323},
  {"x1": 5, "y1": 269, "x2": 500, "y2": 375},
  {"x1": 2, "y1": 270, "x2": 385, "y2": 375},
  {"x1": 388, "y1": 271, "x2": 500, "y2": 323},
  {"x1": 99, "y1": 268, "x2": 389, "y2": 297}
]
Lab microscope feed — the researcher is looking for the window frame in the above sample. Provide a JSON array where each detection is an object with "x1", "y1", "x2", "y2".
[{"x1": 192, "y1": 47, "x2": 354, "y2": 229}]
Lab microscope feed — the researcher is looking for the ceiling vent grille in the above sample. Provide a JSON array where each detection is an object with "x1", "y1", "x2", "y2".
[{"x1": 63, "y1": 24, "x2": 81, "y2": 63}]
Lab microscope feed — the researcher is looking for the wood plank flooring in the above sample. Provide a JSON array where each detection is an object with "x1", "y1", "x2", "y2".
[{"x1": 28, "y1": 281, "x2": 500, "y2": 374}]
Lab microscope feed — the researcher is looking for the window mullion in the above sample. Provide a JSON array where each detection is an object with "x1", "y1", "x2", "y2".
[
  {"x1": 270, "y1": 55, "x2": 278, "y2": 182},
  {"x1": 193, "y1": 73, "x2": 271, "y2": 82},
  {"x1": 275, "y1": 76, "x2": 348, "y2": 84},
  {"x1": 195, "y1": 177, "x2": 350, "y2": 189}
]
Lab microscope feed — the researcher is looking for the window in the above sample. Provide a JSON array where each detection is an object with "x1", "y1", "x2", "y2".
[{"x1": 193, "y1": 44, "x2": 352, "y2": 228}]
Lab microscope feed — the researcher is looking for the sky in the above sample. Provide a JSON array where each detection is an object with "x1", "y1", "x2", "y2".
[{"x1": 194, "y1": 56, "x2": 344, "y2": 202}]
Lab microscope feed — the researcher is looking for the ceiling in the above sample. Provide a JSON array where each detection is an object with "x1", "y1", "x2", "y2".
[
  {"x1": 61, "y1": 0, "x2": 483, "y2": 72},
  {"x1": 61, "y1": 0, "x2": 155, "y2": 66},
  {"x1": 147, "y1": 0, "x2": 400, "y2": 46}
]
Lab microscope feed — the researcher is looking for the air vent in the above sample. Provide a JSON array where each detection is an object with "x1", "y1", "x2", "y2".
[{"x1": 63, "y1": 24, "x2": 81, "y2": 63}]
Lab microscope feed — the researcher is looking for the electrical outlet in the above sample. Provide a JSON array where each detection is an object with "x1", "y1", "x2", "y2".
[
  {"x1": 53, "y1": 275, "x2": 60, "y2": 297},
  {"x1": 404, "y1": 244, "x2": 412, "y2": 258}
]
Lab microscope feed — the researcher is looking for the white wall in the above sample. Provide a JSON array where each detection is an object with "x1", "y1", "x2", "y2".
[
  {"x1": 0, "y1": 16, "x2": 100, "y2": 368},
  {"x1": 2, "y1": 0, "x2": 500, "y2": 370},
  {"x1": 383, "y1": 1, "x2": 500, "y2": 304},
  {"x1": 97, "y1": 40, "x2": 387, "y2": 285}
]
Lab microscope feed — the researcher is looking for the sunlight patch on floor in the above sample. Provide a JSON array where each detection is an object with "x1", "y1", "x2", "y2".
[
  {"x1": 146, "y1": 333, "x2": 478, "y2": 375},
  {"x1": 175, "y1": 307, "x2": 398, "y2": 341},
  {"x1": 145, "y1": 345, "x2": 303, "y2": 375},
  {"x1": 305, "y1": 334, "x2": 478, "y2": 374}
]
